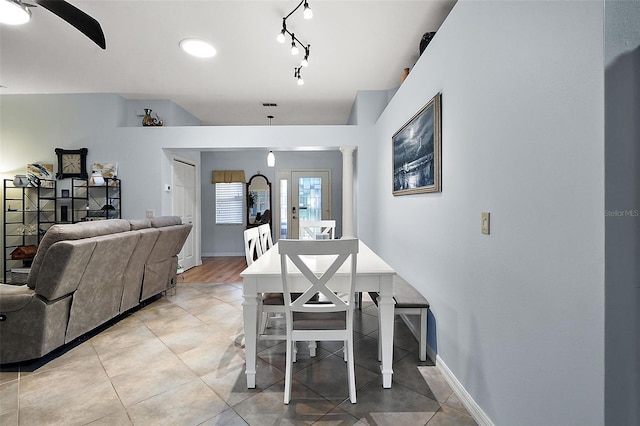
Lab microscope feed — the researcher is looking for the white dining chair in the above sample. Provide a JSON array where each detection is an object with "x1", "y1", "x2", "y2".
[
  {"x1": 278, "y1": 238, "x2": 359, "y2": 404},
  {"x1": 243, "y1": 227, "x2": 263, "y2": 266},
  {"x1": 257, "y1": 223, "x2": 273, "y2": 254},
  {"x1": 299, "y1": 220, "x2": 336, "y2": 240}
]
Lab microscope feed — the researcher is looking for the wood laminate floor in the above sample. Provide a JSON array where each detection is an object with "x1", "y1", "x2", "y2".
[{"x1": 180, "y1": 256, "x2": 246, "y2": 284}]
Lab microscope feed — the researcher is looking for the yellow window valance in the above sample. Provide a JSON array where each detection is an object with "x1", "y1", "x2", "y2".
[{"x1": 212, "y1": 170, "x2": 246, "y2": 184}]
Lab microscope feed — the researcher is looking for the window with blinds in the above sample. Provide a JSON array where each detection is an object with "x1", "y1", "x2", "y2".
[{"x1": 215, "y1": 182, "x2": 244, "y2": 224}]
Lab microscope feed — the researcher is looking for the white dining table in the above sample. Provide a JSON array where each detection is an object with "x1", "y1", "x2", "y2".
[{"x1": 240, "y1": 239, "x2": 397, "y2": 389}]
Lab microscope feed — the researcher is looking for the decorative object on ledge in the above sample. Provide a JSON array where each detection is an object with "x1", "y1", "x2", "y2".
[
  {"x1": 55, "y1": 148, "x2": 88, "y2": 179},
  {"x1": 142, "y1": 108, "x2": 164, "y2": 127},
  {"x1": 419, "y1": 31, "x2": 436, "y2": 55},
  {"x1": 276, "y1": 0, "x2": 313, "y2": 85},
  {"x1": 392, "y1": 92, "x2": 442, "y2": 195},
  {"x1": 400, "y1": 67, "x2": 410, "y2": 83}
]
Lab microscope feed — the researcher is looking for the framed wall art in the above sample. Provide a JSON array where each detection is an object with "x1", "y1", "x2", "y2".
[{"x1": 392, "y1": 92, "x2": 442, "y2": 195}]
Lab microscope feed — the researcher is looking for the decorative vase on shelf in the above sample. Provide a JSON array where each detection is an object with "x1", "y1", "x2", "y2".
[
  {"x1": 142, "y1": 109, "x2": 155, "y2": 126},
  {"x1": 13, "y1": 175, "x2": 28, "y2": 187},
  {"x1": 142, "y1": 108, "x2": 164, "y2": 127},
  {"x1": 400, "y1": 68, "x2": 410, "y2": 83}
]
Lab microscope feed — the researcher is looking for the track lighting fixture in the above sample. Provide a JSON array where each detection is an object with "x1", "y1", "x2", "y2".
[{"x1": 276, "y1": 0, "x2": 313, "y2": 84}]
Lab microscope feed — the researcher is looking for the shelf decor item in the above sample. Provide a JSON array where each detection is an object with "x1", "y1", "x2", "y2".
[
  {"x1": 55, "y1": 148, "x2": 88, "y2": 179},
  {"x1": 142, "y1": 109, "x2": 163, "y2": 127},
  {"x1": 10, "y1": 245, "x2": 37, "y2": 261},
  {"x1": 13, "y1": 175, "x2": 29, "y2": 187},
  {"x1": 27, "y1": 163, "x2": 54, "y2": 188},
  {"x1": 392, "y1": 92, "x2": 442, "y2": 195},
  {"x1": 92, "y1": 162, "x2": 118, "y2": 178}
]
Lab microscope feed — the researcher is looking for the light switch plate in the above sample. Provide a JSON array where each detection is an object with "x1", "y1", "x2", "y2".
[
  {"x1": 481, "y1": 212, "x2": 490, "y2": 235},
  {"x1": 146, "y1": 209, "x2": 154, "y2": 218}
]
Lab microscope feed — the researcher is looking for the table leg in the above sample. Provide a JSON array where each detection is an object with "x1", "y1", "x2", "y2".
[
  {"x1": 378, "y1": 275, "x2": 395, "y2": 388},
  {"x1": 242, "y1": 280, "x2": 260, "y2": 389}
]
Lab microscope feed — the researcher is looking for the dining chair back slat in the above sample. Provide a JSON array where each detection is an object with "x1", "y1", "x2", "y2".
[
  {"x1": 243, "y1": 227, "x2": 263, "y2": 266},
  {"x1": 299, "y1": 220, "x2": 336, "y2": 240},
  {"x1": 257, "y1": 223, "x2": 274, "y2": 253}
]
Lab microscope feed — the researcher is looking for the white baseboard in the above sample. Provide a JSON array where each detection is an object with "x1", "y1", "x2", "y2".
[
  {"x1": 435, "y1": 354, "x2": 494, "y2": 426},
  {"x1": 201, "y1": 252, "x2": 245, "y2": 257}
]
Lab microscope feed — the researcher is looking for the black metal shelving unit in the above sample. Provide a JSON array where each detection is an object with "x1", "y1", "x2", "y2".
[
  {"x1": 3, "y1": 179, "x2": 57, "y2": 283},
  {"x1": 71, "y1": 177, "x2": 121, "y2": 222}
]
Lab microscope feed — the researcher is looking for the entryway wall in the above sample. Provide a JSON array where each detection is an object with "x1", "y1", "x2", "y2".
[{"x1": 200, "y1": 149, "x2": 342, "y2": 256}]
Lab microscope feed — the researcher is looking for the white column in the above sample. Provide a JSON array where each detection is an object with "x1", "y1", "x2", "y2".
[{"x1": 340, "y1": 146, "x2": 355, "y2": 238}]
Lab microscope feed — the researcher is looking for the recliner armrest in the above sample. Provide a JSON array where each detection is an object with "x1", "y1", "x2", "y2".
[{"x1": 0, "y1": 284, "x2": 35, "y2": 312}]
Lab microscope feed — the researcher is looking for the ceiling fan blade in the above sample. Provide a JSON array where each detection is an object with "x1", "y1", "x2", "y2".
[{"x1": 34, "y1": 0, "x2": 106, "y2": 49}]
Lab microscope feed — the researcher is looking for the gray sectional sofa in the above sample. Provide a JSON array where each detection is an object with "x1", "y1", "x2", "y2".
[{"x1": 0, "y1": 216, "x2": 192, "y2": 364}]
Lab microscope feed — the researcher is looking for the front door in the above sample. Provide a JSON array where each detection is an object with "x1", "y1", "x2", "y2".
[{"x1": 276, "y1": 170, "x2": 330, "y2": 239}]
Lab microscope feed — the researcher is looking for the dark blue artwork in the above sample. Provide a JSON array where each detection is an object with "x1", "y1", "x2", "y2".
[{"x1": 392, "y1": 93, "x2": 441, "y2": 194}]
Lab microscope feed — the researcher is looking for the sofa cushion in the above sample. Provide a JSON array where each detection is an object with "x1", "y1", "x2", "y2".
[
  {"x1": 150, "y1": 216, "x2": 182, "y2": 228},
  {"x1": 129, "y1": 219, "x2": 152, "y2": 230},
  {"x1": 27, "y1": 219, "x2": 131, "y2": 288}
]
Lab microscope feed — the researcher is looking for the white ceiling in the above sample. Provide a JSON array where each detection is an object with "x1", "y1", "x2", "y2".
[{"x1": 0, "y1": 0, "x2": 456, "y2": 126}]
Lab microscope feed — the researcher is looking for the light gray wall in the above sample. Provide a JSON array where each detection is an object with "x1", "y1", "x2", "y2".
[
  {"x1": 360, "y1": 1, "x2": 605, "y2": 424},
  {"x1": 604, "y1": 1, "x2": 640, "y2": 424},
  {"x1": 1, "y1": 1, "x2": 626, "y2": 424},
  {"x1": 200, "y1": 150, "x2": 343, "y2": 256}
]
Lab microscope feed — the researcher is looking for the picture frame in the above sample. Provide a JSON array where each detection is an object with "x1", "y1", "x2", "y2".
[{"x1": 392, "y1": 92, "x2": 442, "y2": 195}]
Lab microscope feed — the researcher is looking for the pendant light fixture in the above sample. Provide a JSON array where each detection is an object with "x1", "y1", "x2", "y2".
[{"x1": 267, "y1": 116, "x2": 276, "y2": 167}]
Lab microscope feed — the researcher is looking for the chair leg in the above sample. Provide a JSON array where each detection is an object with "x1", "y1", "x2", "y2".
[
  {"x1": 259, "y1": 312, "x2": 269, "y2": 335},
  {"x1": 419, "y1": 308, "x2": 427, "y2": 361},
  {"x1": 346, "y1": 339, "x2": 357, "y2": 403},
  {"x1": 284, "y1": 339, "x2": 294, "y2": 404},
  {"x1": 308, "y1": 341, "x2": 317, "y2": 357}
]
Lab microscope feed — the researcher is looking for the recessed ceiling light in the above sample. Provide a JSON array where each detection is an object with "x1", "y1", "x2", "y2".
[{"x1": 179, "y1": 38, "x2": 216, "y2": 58}]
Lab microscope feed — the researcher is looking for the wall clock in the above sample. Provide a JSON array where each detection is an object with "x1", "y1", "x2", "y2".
[{"x1": 55, "y1": 148, "x2": 88, "y2": 179}]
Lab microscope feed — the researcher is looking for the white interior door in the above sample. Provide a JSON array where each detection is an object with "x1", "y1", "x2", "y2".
[
  {"x1": 277, "y1": 170, "x2": 330, "y2": 239},
  {"x1": 172, "y1": 158, "x2": 196, "y2": 270}
]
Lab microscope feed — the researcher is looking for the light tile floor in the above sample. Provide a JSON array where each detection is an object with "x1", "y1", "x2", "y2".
[{"x1": 0, "y1": 282, "x2": 477, "y2": 426}]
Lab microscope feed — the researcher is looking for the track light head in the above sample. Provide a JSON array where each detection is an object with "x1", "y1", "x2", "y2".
[
  {"x1": 301, "y1": 45, "x2": 310, "y2": 67},
  {"x1": 276, "y1": 19, "x2": 287, "y2": 43},
  {"x1": 295, "y1": 67, "x2": 304, "y2": 85},
  {"x1": 303, "y1": 1, "x2": 313, "y2": 19}
]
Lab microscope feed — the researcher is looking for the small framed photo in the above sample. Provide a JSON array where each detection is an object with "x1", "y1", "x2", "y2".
[
  {"x1": 61, "y1": 189, "x2": 70, "y2": 198},
  {"x1": 392, "y1": 92, "x2": 442, "y2": 195}
]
